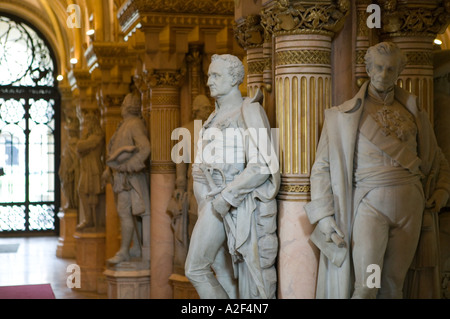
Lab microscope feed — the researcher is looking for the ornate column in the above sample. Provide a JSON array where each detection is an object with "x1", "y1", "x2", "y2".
[
  {"x1": 146, "y1": 69, "x2": 184, "y2": 298},
  {"x1": 262, "y1": 0, "x2": 349, "y2": 298},
  {"x1": 378, "y1": 0, "x2": 450, "y2": 122},
  {"x1": 234, "y1": 8, "x2": 275, "y2": 125}
]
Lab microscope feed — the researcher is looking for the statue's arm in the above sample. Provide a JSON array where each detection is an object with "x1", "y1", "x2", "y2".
[
  {"x1": 123, "y1": 120, "x2": 151, "y2": 172},
  {"x1": 76, "y1": 133, "x2": 104, "y2": 155}
]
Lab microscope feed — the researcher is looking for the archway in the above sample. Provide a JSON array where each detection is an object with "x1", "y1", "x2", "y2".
[{"x1": 0, "y1": 13, "x2": 60, "y2": 235}]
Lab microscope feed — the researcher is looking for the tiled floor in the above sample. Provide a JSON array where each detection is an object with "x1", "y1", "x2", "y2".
[{"x1": 0, "y1": 235, "x2": 107, "y2": 299}]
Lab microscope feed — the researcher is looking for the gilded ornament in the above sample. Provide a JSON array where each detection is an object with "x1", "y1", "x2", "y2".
[{"x1": 261, "y1": 0, "x2": 350, "y2": 36}]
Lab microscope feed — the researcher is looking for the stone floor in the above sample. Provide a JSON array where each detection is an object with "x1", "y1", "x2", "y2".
[{"x1": 0, "y1": 235, "x2": 107, "y2": 299}]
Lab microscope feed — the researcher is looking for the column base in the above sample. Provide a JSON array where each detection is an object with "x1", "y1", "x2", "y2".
[
  {"x1": 169, "y1": 273, "x2": 199, "y2": 299},
  {"x1": 104, "y1": 268, "x2": 151, "y2": 299},
  {"x1": 74, "y1": 231, "x2": 106, "y2": 293},
  {"x1": 56, "y1": 208, "x2": 77, "y2": 259}
]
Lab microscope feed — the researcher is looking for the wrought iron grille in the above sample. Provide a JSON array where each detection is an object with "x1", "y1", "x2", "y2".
[{"x1": 0, "y1": 14, "x2": 60, "y2": 235}]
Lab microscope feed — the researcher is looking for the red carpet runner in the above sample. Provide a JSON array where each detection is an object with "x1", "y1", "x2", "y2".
[{"x1": 0, "y1": 284, "x2": 55, "y2": 299}]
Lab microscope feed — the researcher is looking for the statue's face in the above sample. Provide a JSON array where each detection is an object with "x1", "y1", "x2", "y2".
[
  {"x1": 207, "y1": 59, "x2": 234, "y2": 99},
  {"x1": 367, "y1": 52, "x2": 400, "y2": 92}
]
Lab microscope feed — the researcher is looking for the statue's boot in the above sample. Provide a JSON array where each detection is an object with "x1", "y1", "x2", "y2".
[
  {"x1": 188, "y1": 274, "x2": 230, "y2": 299},
  {"x1": 107, "y1": 250, "x2": 131, "y2": 264}
]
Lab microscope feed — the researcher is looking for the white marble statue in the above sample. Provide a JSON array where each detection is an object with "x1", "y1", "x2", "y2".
[
  {"x1": 76, "y1": 106, "x2": 105, "y2": 231},
  {"x1": 102, "y1": 92, "x2": 151, "y2": 266},
  {"x1": 185, "y1": 54, "x2": 280, "y2": 299},
  {"x1": 168, "y1": 94, "x2": 214, "y2": 275},
  {"x1": 304, "y1": 42, "x2": 450, "y2": 299}
]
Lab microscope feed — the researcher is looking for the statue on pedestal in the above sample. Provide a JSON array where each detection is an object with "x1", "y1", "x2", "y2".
[
  {"x1": 76, "y1": 105, "x2": 105, "y2": 232},
  {"x1": 184, "y1": 54, "x2": 280, "y2": 299},
  {"x1": 305, "y1": 42, "x2": 450, "y2": 299},
  {"x1": 168, "y1": 94, "x2": 214, "y2": 275},
  {"x1": 59, "y1": 112, "x2": 79, "y2": 210},
  {"x1": 102, "y1": 92, "x2": 151, "y2": 267}
]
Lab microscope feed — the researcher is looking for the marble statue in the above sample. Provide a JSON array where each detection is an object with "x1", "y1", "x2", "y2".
[
  {"x1": 304, "y1": 42, "x2": 450, "y2": 299},
  {"x1": 75, "y1": 105, "x2": 105, "y2": 232},
  {"x1": 168, "y1": 94, "x2": 214, "y2": 275},
  {"x1": 102, "y1": 92, "x2": 151, "y2": 266},
  {"x1": 185, "y1": 54, "x2": 280, "y2": 299},
  {"x1": 59, "y1": 113, "x2": 79, "y2": 210}
]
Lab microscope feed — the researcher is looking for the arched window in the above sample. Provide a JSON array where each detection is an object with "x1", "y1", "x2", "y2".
[{"x1": 0, "y1": 14, "x2": 60, "y2": 234}]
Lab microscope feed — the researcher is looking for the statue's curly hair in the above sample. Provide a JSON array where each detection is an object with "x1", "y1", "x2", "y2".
[{"x1": 211, "y1": 54, "x2": 245, "y2": 86}]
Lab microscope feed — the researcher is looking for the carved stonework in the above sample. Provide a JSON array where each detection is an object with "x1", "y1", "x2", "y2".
[
  {"x1": 379, "y1": 0, "x2": 450, "y2": 37},
  {"x1": 261, "y1": 0, "x2": 350, "y2": 37},
  {"x1": 234, "y1": 14, "x2": 265, "y2": 50},
  {"x1": 145, "y1": 69, "x2": 186, "y2": 88},
  {"x1": 276, "y1": 49, "x2": 331, "y2": 65},
  {"x1": 118, "y1": 0, "x2": 234, "y2": 32},
  {"x1": 85, "y1": 43, "x2": 136, "y2": 71}
]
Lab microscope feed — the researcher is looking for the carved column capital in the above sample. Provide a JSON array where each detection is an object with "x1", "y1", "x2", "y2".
[
  {"x1": 143, "y1": 69, "x2": 186, "y2": 89},
  {"x1": 261, "y1": 0, "x2": 350, "y2": 37},
  {"x1": 234, "y1": 14, "x2": 265, "y2": 50},
  {"x1": 378, "y1": 0, "x2": 450, "y2": 37}
]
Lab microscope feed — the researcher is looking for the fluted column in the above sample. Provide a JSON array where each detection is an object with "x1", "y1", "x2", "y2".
[
  {"x1": 146, "y1": 69, "x2": 184, "y2": 298},
  {"x1": 378, "y1": 0, "x2": 450, "y2": 122},
  {"x1": 262, "y1": 0, "x2": 349, "y2": 298}
]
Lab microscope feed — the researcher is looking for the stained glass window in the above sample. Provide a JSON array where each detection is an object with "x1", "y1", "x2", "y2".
[{"x1": 0, "y1": 14, "x2": 60, "y2": 234}]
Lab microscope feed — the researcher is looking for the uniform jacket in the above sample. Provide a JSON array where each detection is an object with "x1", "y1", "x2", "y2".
[{"x1": 304, "y1": 81, "x2": 450, "y2": 298}]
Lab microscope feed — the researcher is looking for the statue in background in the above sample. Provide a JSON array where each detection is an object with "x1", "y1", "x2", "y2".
[
  {"x1": 305, "y1": 42, "x2": 450, "y2": 299},
  {"x1": 185, "y1": 54, "x2": 280, "y2": 299},
  {"x1": 76, "y1": 105, "x2": 105, "y2": 232},
  {"x1": 59, "y1": 112, "x2": 79, "y2": 210},
  {"x1": 168, "y1": 94, "x2": 214, "y2": 275},
  {"x1": 102, "y1": 92, "x2": 151, "y2": 266}
]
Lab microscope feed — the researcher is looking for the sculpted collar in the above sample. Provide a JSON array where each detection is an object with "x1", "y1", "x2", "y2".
[{"x1": 368, "y1": 83, "x2": 395, "y2": 106}]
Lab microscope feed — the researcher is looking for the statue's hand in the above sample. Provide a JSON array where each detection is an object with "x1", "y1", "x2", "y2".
[
  {"x1": 426, "y1": 189, "x2": 449, "y2": 213},
  {"x1": 317, "y1": 216, "x2": 344, "y2": 243},
  {"x1": 212, "y1": 193, "x2": 231, "y2": 217}
]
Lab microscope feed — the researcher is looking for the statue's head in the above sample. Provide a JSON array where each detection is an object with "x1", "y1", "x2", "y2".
[
  {"x1": 365, "y1": 42, "x2": 407, "y2": 92},
  {"x1": 121, "y1": 93, "x2": 141, "y2": 117},
  {"x1": 207, "y1": 54, "x2": 244, "y2": 98}
]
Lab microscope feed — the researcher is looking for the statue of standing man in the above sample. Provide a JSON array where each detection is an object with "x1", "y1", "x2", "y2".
[
  {"x1": 305, "y1": 42, "x2": 450, "y2": 299},
  {"x1": 185, "y1": 54, "x2": 280, "y2": 299},
  {"x1": 76, "y1": 105, "x2": 105, "y2": 231},
  {"x1": 103, "y1": 92, "x2": 151, "y2": 266}
]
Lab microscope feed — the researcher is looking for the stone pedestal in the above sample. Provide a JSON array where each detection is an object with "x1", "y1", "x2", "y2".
[
  {"x1": 74, "y1": 231, "x2": 106, "y2": 292},
  {"x1": 104, "y1": 268, "x2": 151, "y2": 299},
  {"x1": 56, "y1": 208, "x2": 77, "y2": 258},
  {"x1": 169, "y1": 273, "x2": 199, "y2": 299}
]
